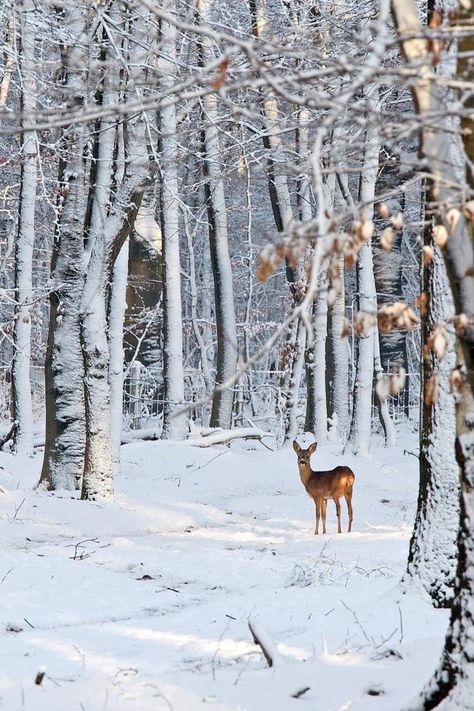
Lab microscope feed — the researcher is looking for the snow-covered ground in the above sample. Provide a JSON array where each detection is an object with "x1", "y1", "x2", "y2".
[{"x1": 0, "y1": 434, "x2": 449, "y2": 710}]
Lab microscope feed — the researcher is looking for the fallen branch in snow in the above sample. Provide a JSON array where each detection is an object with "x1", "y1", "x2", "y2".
[
  {"x1": 248, "y1": 616, "x2": 282, "y2": 668},
  {"x1": 121, "y1": 427, "x2": 275, "y2": 449},
  {"x1": 120, "y1": 428, "x2": 160, "y2": 444},
  {"x1": 185, "y1": 428, "x2": 274, "y2": 449}
]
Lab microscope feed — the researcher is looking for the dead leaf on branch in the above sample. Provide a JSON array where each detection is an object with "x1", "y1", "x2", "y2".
[
  {"x1": 423, "y1": 245, "x2": 433, "y2": 265},
  {"x1": 416, "y1": 292, "x2": 429, "y2": 317},
  {"x1": 378, "y1": 302, "x2": 419, "y2": 333},
  {"x1": 433, "y1": 224, "x2": 448, "y2": 248},
  {"x1": 454, "y1": 313, "x2": 470, "y2": 335},
  {"x1": 380, "y1": 227, "x2": 395, "y2": 251},
  {"x1": 353, "y1": 311, "x2": 376, "y2": 337},
  {"x1": 210, "y1": 58, "x2": 230, "y2": 91},
  {"x1": 424, "y1": 374, "x2": 439, "y2": 406},
  {"x1": 426, "y1": 324, "x2": 449, "y2": 360},
  {"x1": 449, "y1": 367, "x2": 466, "y2": 394},
  {"x1": 463, "y1": 201, "x2": 474, "y2": 223}
]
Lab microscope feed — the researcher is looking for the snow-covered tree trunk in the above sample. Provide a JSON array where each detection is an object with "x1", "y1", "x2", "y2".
[
  {"x1": 39, "y1": 8, "x2": 90, "y2": 491},
  {"x1": 405, "y1": 247, "x2": 459, "y2": 607},
  {"x1": 347, "y1": 90, "x2": 394, "y2": 454},
  {"x1": 109, "y1": 239, "x2": 129, "y2": 478},
  {"x1": 199, "y1": 0, "x2": 238, "y2": 430},
  {"x1": 329, "y1": 257, "x2": 349, "y2": 438},
  {"x1": 285, "y1": 318, "x2": 305, "y2": 442},
  {"x1": 159, "y1": 11, "x2": 187, "y2": 440},
  {"x1": 374, "y1": 328, "x2": 397, "y2": 447},
  {"x1": 12, "y1": 0, "x2": 36, "y2": 457},
  {"x1": 392, "y1": 1, "x2": 474, "y2": 707},
  {"x1": 305, "y1": 278, "x2": 328, "y2": 442}
]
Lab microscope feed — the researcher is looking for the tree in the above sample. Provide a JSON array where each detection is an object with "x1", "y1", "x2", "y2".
[
  {"x1": 391, "y1": 0, "x2": 474, "y2": 706},
  {"x1": 12, "y1": 0, "x2": 37, "y2": 458}
]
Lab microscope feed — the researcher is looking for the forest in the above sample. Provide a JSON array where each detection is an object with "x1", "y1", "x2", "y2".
[{"x1": 0, "y1": 0, "x2": 473, "y2": 708}]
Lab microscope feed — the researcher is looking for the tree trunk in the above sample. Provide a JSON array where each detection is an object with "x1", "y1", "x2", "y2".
[
  {"x1": 305, "y1": 277, "x2": 328, "y2": 442},
  {"x1": 12, "y1": 0, "x2": 36, "y2": 457},
  {"x1": 109, "y1": 239, "x2": 129, "y2": 477},
  {"x1": 38, "y1": 7, "x2": 90, "y2": 490},
  {"x1": 405, "y1": 247, "x2": 459, "y2": 608},
  {"x1": 329, "y1": 257, "x2": 349, "y2": 437},
  {"x1": 392, "y1": 0, "x2": 474, "y2": 707},
  {"x1": 159, "y1": 10, "x2": 188, "y2": 439},
  {"x1": 347, "y1": 89, "x2": 394, "y2": 453},
  {"x1": 199, "y1": 0, "x2": 238, "y2": 430}
]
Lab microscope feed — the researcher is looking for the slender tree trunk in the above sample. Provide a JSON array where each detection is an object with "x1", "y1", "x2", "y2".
[
  {"x1": 329, "y1": 257, "x2": 349, "y2": 437},
  {"x1": 109, "y1": 239, "x2": 129, "y2": 477},
  {"x1": 160, "y1": 10, "x2": 187, "y2": 439},
  {"x1": 347, "y1": 90, "x2": 394, "y2": 453},
  {"x1": 285, "y1": 319, "x2": 306, "y2": 442},
  {"x1": 12, "y1": 1, "x2": 36, "y2": 457},
  {"x1": 305, "y1": 278, "x2": 328, "y2": 442},
  {"x1": 198, "y1": 0, "x2": 238, "y2": 430}
]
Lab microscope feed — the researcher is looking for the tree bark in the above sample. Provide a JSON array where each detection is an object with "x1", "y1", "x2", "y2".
[
  {"x1": 198, "y1": 0, "x2": 238, "y2": 430},
  {"x1": 405, "y1": 247, "x2": 459, "y2": 608},
  {"x1": 392, "y1": 0, "x2": 474, "y2": 707},
  {"x1": 39, "y1": 7, "x2": 90, "y2": 491},
  {"x1": 12, "y1": 0, "x2": 37, "y2": 457},
  {"x1": 160, "y1": 9, "x2": 188, "y2": 440}
]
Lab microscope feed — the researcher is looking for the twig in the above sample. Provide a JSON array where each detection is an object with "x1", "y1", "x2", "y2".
[
  {"x1": 12, "y1": 498, "x2": 25, "y2": 521},
  {"x1": 398, "y1": 603, "x2": 404, "y2": 644},
  {"x1": 340, "y1": 600, "x2": 371, "y2": 644},
  {"x1": 248, "y1": 616, "x2": 281, "y2": 668}
]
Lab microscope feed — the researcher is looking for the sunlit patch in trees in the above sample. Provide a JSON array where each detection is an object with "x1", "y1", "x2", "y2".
[
  {"x1": 378, "y1": 302, "x2": 419, "y2": 333},
  {"x1": 424, "y1": 374, "x2": 440, "y2": 406}
]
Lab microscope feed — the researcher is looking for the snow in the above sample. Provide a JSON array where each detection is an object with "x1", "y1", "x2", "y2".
[{"x1": 0, "y1": 434, "x2": 449, "y2": 710}]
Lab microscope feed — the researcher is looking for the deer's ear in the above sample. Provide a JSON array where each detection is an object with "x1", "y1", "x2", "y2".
[
  {"x1": 293, "y1": 440, "x2": 301, "y2": 454},
  {"x1": 308, "y1": 442, "x2": 318, "y2": 455}
]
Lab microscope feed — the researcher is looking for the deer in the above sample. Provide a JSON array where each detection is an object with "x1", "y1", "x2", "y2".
[{"x1": 293, "y1": 440, "x2": 355, "y2": 535}]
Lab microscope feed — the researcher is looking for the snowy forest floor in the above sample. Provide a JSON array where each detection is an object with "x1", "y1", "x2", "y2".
[{"x1": 0, "y1": 432, "x2": 449, "y2": 711}]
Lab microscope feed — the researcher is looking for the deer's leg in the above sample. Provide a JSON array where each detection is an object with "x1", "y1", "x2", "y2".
[
  {"x1": 345, "y1": 490, "x2": 353, "y2": 533},
  {"x1": 334, "y1": 497, "x2": 342, "y2": 533},
  {"x1": 321, "y1": 498, "x2": 327, "y2": 535},
  {"x1": 314, "y1": 499, "x2": 321, "y2": 535}
]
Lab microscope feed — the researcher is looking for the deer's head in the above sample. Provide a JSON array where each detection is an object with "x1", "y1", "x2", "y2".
[{"x1": 293, "y1": 440, "x2": 317, "y2": 469}]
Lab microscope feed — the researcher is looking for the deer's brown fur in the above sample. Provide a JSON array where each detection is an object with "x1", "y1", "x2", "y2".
[{"x1": 293, "y1": 440, "x2": 355, "y2": 535}]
